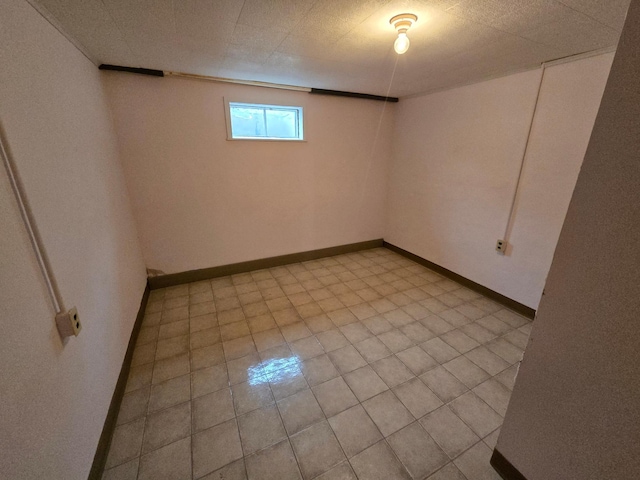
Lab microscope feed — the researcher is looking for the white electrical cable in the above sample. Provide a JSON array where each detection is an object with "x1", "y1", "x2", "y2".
[
  {"x1": 0, "y1": 125, "x2": 65, "y2": 314},
  {"x1": 503, "y1": 63, "x2": 547, "y2": 241}
]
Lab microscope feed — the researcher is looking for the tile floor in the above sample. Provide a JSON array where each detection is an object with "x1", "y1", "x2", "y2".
[{"x1": 102, "y1": 247, "x2": 532, "y2": 480}]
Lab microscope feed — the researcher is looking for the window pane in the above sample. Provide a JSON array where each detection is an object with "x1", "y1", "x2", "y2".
[
  {"x1": 265, "y1": 108, "x2": 297, "y2": 138},
  {"x1": 227, "y1": 102, "x2": 303, "y2": 140},
  {"x1": 230, "y1": 106, "x2": 266, "y2": 138}
]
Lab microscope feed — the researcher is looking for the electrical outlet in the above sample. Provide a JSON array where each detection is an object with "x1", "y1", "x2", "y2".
[
  {"x1": 496, "y1": 239, "x2": 507, "y2": 255},
  {"x1": 55, "y1": 307, "x2": 81, "y2": 338}
]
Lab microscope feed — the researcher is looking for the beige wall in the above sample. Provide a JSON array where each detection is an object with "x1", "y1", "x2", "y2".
[
  {"x1": 103, "y1": 74, "x2": 394, "y2": 274},
  {"x1": 386, "y1": 53, "x2": 613, "y2": 309},
  {"x1": 0, "y1": 1, "x2": 147, "y2": 479},
  {"x1": 497, "y1": 0, "x2": 640, "y2": 477}
]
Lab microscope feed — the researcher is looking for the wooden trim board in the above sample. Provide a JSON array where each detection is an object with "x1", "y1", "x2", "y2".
[
  {"x1": 148, "y1": 239, "x2": 385, "y2": 289},
  {"x1": 88, "y1": 282, "x2": 150, "y2": 480},
  {"x1": 383, "y1": 242, "x2": 536, "y2": 319},
  {"x1": 491, "y1": 449, "x2": 529, "y2": 480}
]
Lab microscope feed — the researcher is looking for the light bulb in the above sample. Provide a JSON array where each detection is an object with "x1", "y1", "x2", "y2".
[{"x1": 394, "y1": 32, "x2": 410, "y2": 54}]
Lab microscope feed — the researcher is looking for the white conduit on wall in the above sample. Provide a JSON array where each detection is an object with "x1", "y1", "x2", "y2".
[
  {"x1": 502, "y1": 64, "x2": 547, "y2": 242},
  {"x1": 502, "y1": 47, "x2": 616, "y2": 243},
  {"x1": 0, "y1": 125, "x2": 65, "y2": 314}
]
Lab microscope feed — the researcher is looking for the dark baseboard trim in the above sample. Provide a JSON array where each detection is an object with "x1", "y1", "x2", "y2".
[
  {"x1": 148, "y1": 239, "x2": 384, "y2": 289},
  {"x1": 88, "y1": 281, "x2": 151, "y2": 480},
  {"x1": 383, "y1": 242, "x2": 536, "y2": 319},
  {"x1": 491, "y1": 449, "x2": 528, "y2": 480}
]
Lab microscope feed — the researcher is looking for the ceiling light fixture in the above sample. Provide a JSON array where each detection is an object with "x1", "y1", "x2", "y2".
[{"x1": 390, "y1": 13, "x2": 418, "y2": 54}]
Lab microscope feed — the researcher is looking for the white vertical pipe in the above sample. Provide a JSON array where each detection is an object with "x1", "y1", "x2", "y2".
[
  {"x1": 503, "y1": 64, "x2": 547, "y2": 241},
  {"x1": 0, "y1": 125, "x2": 65, "y2": 314}
]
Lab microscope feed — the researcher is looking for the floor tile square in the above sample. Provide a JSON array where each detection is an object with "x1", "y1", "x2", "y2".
[
  {"x1": 343, "y1": 365, "x2": 389, "y2": 402},
  {"x1": 190, "y1": 326, "x2": 221, "y2": 350},
  {"x1": 138, "y1": 436, "x2": 191, "y2": 480},
  {"x1": 221, "y1": 320, "x2": 251, "y2": 342},
  {"x1": 477, "y1": 315, "x2": 512, "y2": 336},
  {"x1": 387, "y1": 422, "x2": 448, "y2": 479},
  {"x1": 277, "y1": 388, "x2": 325, "y2": 435},
  {"x1": 362, "y1": 315, "x2": 394, "y2": 335},
  {"x1": 238, "y1": 404, "x2": 287, "y2": 455},
  {"x1": 190, "y1": 343, "x2": 224, "y2": 371},
  {"x1": 327, "y1": 404, "x2": 382, "y2": 457},
  {"x1": 232, "y1": 378, "x2": 274, "y2": 415},
  {"x1": 354, "y1": 337, "x2": 392, "y2": 363},
  {"x1": 290, "y1": 421, "x2": 346, "y2": 479},
  {"x1": 192, "y1": 387, "x2": 235, "y2": 432},
  {"x1": 453, "y1": 442, "x2": 502, "y2": 480},
  {"x1": 105, "y1": 418, "x2": 145, "y2": 469},
  {"x1": 349, "y1": 303, "x2": 378, "y2": 320},
  {"x1": 419, "y1": 405, "x2": 480, "y2": 458},
  {"x1": 400, "y1": 321, "x2": 436, "y2": 343},
  {"x1": 396, "y1": 345, "x2": 438, "y2": 376},
  {"x1": 349, "y1": 440, "x2": 411, "y2": 480},
  {"x1": 443, "y1": 357, "x2": 490, "y2": 388},
  {"x1": 102, "y1": 458, "x2": 139, "y2": 480},
  {"x1": 316, "y1": 329, "x2": 350, "y2": 352},
  {"x1": 314, "y1": 462, "x2": 357, "y2": 480},
  {"x1": 420, "y1": 337, "x2": 460, "y2": 364},
  {"x1": 281, "y1": 322, "x2": 312, "y2": 343},
  {"x1": 290, "y1": 336, "x2": 325, "y2": 360},
  {"x1": 362, "y1": 390, "x2": 414, "y2": 437},
  {"x1": 393, "y1": 377, "x2": 443, "y2": 418},
  {"x1": 441, "y1": 329, "x2": 480, "y2": 354},
  {"x1": 383, "y1": 308, "x2": 414, "y2": 328},
  {"x1": 192, "y1": 418, "x2": 243, "y2": 479},
  {"x1": 227, "y1": 353, "x2": 264, "y2": 385},
  {"x1": 339, "y1": 322, "x2": 372, "y2": 343},
  {"x1": 426, "y1": 463, "x2": 466, "y2": 480},
  {"x1": 371, "y1": 355, "x2": 414, "y2": 388},
  {"x1": 312, "y1": 376, "x2": 359, "y2": 417},
  {"x1": 155, "y1": 335, "x2": 189, "y2": 361},
  {"x1": 327, "y1": 345, "x2": 367, "y2": 374},
  {"x1": 142, "y1": 402, "x2": 191, "y2": 454},
  {"x1": 465, "y1": 347, "x2": 510, "y2": 376},
  {"x1": 152, "y1": 354, "x2": 190, "y2": 385},
  {"x1": 189, "y1": 313, "x2": 217, "y2": 334},
  {"x1": 267, "y1": 362, "x2": 309, "y2": 400},
  {"x1": 305, "y1": 314, "x2": 335, "y2": 333},
  {"x1": 247, "y1": 313, "x2": 277, "y2": 333},
  {"x1": 245, "y1": 439, "x2": 302, "y2": 480},
  {"x1": 224, "y1": 335, "x2": 257, "y2": 361},
  {"x1": 328, "y1": 308, "x2": 359, "y2": 326},
  {"x1": 117, "y1": 386, "x2": 150, "y2": 426},
  {"x1": 301, "y1": 354, "x2": 340, "y2": 386},
  {"x1": 378, "y1": 329, "x2": 413, "y2": 353},
  {"x1": 148, "y1": 374, "x2": 190, "y2": 413},
  {"x1": 449, "y1": 392, "x2": 503, "y2": 437},
  {"x1": 420, "y1": 366, "x2": 469, "y2": 403},
  {"x1": 191, "y1": 363, "x2": 228, "y2": 398},
  {"x1": 252, "y1": 328, "x2": 286, "y2": 352},
  {"x1": 158, "y1": 319, "x2": 189, "y2": 340}
]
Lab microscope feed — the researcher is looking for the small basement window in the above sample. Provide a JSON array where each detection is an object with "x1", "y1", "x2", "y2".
[{"x1": 225, "y1": 101, "x2": 304, "y2": 141}]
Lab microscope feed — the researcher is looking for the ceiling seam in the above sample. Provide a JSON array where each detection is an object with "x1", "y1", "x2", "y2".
[{"x1": 24, "y1": 0, "x2": 98, "y2": 66}]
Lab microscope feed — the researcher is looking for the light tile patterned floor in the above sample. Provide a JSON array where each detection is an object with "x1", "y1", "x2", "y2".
[{"x1": 103, "y1": 247, "x2": 531, "y2": 480}]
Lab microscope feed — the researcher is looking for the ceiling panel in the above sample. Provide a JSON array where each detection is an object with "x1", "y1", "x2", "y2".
[{"x1": 27, "y1": 0, "x2": 630, "y2": 97}]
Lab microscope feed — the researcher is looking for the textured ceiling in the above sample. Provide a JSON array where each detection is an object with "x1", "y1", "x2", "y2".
[{"x1": 28, "y1": 0, "x2": 630, "y2": 97}]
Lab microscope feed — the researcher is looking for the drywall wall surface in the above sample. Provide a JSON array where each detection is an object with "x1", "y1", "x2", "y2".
[
  {"x1": 0, "y1": 1, "x2": 147, "y2": 479},
  {"x1": 103, "y1": 74, "x2": 394, "y2": 274},
  {"x1": 386, "y1": 53, "x2": 613, "y2": 309},
  {"x1": 497, "y1": 1, "x2": 640, "y2": 477}
]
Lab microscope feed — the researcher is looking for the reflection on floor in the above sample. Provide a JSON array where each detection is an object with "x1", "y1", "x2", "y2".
[{"x1": 103, "y1": 247, "x2": 532, "y2": 480}]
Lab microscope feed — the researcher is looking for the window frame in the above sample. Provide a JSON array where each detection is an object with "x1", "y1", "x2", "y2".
[{"x1": 224, "y1": 98, "x2": 305, "y2": 142}]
